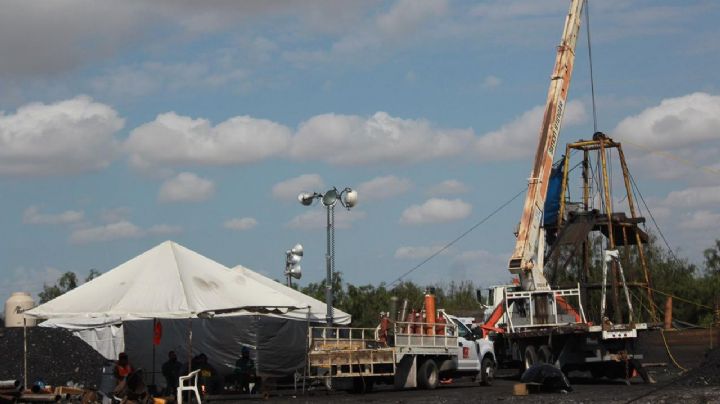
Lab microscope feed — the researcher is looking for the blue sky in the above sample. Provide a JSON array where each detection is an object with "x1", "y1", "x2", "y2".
[{"x1": 1, "y1": 0, "x2": 719, "y2": 302}]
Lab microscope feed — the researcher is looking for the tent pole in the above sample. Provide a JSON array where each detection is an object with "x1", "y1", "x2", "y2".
[
  {"x1": 152, "y1": 318, "x2": 156, "y2": 387},
  {"x1": 23, "y1": 317, "x2": 28, "y2": 390},
  {"x1": 187, "y1": 317, "x2": 192, "y2": 374}
]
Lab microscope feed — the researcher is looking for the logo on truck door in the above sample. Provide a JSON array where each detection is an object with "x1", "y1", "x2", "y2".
[{"x1": 463, "y1": 347, "x2": 470, "y2": 358}]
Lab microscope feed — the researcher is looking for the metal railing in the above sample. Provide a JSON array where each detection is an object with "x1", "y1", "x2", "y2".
[
  {"x1": 505, "y1": 285, "x2": 586, "y2": 332},
  {"x1": 393, "y1": 321, "x2": 458, "y2": 348}
]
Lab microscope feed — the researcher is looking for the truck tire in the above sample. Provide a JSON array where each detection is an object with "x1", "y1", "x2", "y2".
[
  {"x1": 417, "y1": 359, "x2": 439, "y2": 390},
  {"x1": 538, "y1": 345, "x2": 554, "y2": 366},
  {"x1": 523, "y1": 345, "x2": 538, "y2": 370},
  {"x1": 479, "y1": 356, "x2": 495, "y2": 386}
]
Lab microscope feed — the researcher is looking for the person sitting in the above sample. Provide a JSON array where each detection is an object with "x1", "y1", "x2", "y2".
[
  {"x1": 161, "y1": 350, "x2": 183, "y2": 395},
  {"x1": 192, "y1": 353, "x2": 221, "y2": 394},
  {"x1": 234, "y1": 346, "x2": 259, "y2": 394},
  {"x1": 113, "y1": 352, "x2": 133, "y2": 386}
]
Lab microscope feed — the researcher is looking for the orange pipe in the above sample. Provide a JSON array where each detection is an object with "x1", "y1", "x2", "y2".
[{"x1": 424, "y1": 292, "x2": 436, "y2": 336}]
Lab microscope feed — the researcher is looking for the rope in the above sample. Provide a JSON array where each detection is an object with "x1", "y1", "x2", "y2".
[
  {"x1": 660, "y1": 329, "x2": 688, "y2": 372},
  {"x1": 627, "y1": 172, "x2": 682, "y2": 264},
  {"x1": 388, "y1": 187, "x2": 526, "y2": 287}
]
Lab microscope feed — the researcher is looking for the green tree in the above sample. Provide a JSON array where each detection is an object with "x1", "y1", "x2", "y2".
[
  {"x1": 38, "y1": 271, "x2": 79, "y2": 303},
  {"x1": 85, "y1": 269, "x2": 101, "y2": 282}
]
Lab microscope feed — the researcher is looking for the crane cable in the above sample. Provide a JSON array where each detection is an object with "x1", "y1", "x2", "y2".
[
  {"x1": 389, "y1": 187, "x2": 526, "y2": 288},
  {"x1": 585, "y1": 0, "x2": 598, "y2": 134}
]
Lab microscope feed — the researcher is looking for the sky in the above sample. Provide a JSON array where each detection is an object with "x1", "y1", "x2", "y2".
[{"x1": 1, "y1": 0, "x2": 719, "y2": 303}]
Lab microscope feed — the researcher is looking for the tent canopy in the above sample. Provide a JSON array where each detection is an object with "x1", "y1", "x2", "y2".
[{"x1": 26, "y1": 241, "x2": 349, "y2": 324}]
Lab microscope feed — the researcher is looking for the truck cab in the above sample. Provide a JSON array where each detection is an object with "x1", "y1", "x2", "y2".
[{"x1": 445, "y1": 313, "x2": 496, "y2": 385}]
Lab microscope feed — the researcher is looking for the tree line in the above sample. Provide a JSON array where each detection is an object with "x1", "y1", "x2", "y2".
[{"x1": 36, "y1": 237, "x2": 720, "y2": 328}]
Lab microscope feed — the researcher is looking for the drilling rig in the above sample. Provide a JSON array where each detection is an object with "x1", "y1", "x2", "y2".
[{"x1": 479, "y1": 0, "x2": 653, "y2": 381}]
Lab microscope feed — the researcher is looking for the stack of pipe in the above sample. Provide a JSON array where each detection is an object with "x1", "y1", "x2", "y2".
[{"x1": 0, "y1": 379, "x2": 22, "y2": 402}]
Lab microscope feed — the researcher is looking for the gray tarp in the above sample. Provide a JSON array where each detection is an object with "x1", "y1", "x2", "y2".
[{"x1": 123, "y1": 316, "x2": 309, "y2": 387}]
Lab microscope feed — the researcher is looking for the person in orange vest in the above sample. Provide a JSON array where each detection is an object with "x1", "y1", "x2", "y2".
[{"x1": 113, "y1": 352, "x2": 133, "y2": 385}]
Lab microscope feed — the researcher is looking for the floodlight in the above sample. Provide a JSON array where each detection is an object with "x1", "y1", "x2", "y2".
[
  {"x1": 287, "y1": 254, "x2": 302, "y2": 265},
  {"x1": 288, "y1": 265, "x2": 302, "y2": 279},
  {"x1": 342, "y1": 189, "x2": 358, "y2": 208},
  {"x1": 290, "y1": 243, "x2": 304, "y2": 256},
  {"x1": 322, "y1": 188, "x2": 338, "y2": 206},
  {"x1": 298, "y1": 192, "x2": 316, "y2": 206}
]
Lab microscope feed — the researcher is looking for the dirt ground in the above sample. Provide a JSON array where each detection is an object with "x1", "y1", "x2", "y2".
[
  {"x1": 221, "y1": 328, "x2": 720, "y2": 403},
  {"x1": 249, "y1": 366, "x2": 720, "y2": 404}
]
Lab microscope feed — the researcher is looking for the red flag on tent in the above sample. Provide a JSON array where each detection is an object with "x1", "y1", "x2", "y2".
[{"x1": 153, "y1": 319, "x2": 163, "y2": 346}]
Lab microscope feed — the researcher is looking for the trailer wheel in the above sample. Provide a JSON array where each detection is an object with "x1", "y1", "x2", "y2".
[
  {"x1": 538, "y1": 345, "x2": 554, "y2": 366},
  {"x1": 417, "y1": 359, "x2": 439, "y2": 390},
  {"x1": 479, "y1": 356, "x2": 495, "y2": 386},
  {"x1": 523, "y1": 345, "x2": 538, "y2": 370}
]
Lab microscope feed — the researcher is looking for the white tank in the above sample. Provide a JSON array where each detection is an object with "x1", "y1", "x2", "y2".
[{"x1": 4, "y1": 292, "x2": 37, "y2": 327}]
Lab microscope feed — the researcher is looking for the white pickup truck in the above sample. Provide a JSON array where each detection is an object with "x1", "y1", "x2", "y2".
[{"x1": 305, "y1": 311, "x2": 496, "y2": 392}]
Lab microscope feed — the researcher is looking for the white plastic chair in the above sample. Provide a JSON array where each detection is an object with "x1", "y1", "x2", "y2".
[{"x1": 177, "y1": 369, "x2": 201, "y2": 404}]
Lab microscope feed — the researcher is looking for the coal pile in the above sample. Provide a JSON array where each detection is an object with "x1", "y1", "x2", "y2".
[
  {"x1": 677, "y1": 347, "x2": 720, "y2": 387},
  {"x1": 0, "y1": 327, "x2": 110, "y2": 389}
]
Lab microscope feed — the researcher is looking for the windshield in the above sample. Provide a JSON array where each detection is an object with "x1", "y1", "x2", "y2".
[{"x1": 451, "y1": 318, "x2": 471, "y2": 338}]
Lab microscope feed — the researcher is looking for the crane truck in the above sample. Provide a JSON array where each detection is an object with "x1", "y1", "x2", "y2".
[{"x1": 478, "y1": 0, "x2": 652, "y2": 381}]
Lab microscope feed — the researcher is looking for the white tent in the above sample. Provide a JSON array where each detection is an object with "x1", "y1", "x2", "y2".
[
  {"x1": 26, "y1": 240, "x2": 350, "y2": 323},
  {"x1": 25, "y1": 241, "x2": 350, "y2": 378},
  {"x1": 233, "y1": 264, "x2": 351, "y2": 324}
]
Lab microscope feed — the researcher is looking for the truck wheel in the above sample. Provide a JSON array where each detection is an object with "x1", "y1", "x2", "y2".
[
  {"x1": 479, "y1": 356, "x2": 495, "y2": 386},
  {"x1": 417, "y1": 359, "x2": 439, "y2": 390},
  {"x1": 523, "y1": 345, "x2": 538, "y2": 370},
  {"x1": 538, "y1": 345, "x2": 554, "y2": 366}
]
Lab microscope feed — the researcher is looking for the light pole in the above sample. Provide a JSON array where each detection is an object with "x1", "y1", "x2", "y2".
[
  {"x1": 285, "y1": 243, "x2": 303, "y2": 287},
  {"x1": 298, "y1": 187, "x2": 358, "y2": 326}
]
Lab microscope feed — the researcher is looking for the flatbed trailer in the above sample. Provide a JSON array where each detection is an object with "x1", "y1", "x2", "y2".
[{"x1": 306, "y1": 315, "x2": 496, "y2": 392}]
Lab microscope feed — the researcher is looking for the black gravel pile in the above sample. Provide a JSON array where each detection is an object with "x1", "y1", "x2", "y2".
[
  {"x1": 0, "y1": 327, "x2": 111, "y2": 389},
  {"x1": 677, "y1": 347, "x2": 720, "y2": 387}
]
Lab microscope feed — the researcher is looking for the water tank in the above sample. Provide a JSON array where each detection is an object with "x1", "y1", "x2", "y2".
[{"x1": 4, "y1": 292, "x2": 37, "y2": 327}]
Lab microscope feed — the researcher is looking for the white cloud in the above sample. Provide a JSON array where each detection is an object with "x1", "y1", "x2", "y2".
[
  {"x1": 291, "y1": 112, "x2": 475, "y2": 165},
  {"x1": 614, "y1": 93, "x2": 720, "y2": 149},
  {"x1": 394, "y1": 245, "x2": 452, "y2": 260},
  {"x1": 158, "y1": 172, "x2": 216, "y2": 203},
  {"x1": 147, "y1": 224, "x2": 183, "y2": 236},
  {"x1": 0, "y1": 96, "x2": 123, "y2": 176},
  {"x1": 377, "y1": 0, "x2": 448, "y2": 38},
  {"x1": 126, "y1": 112, "x2": 291, "y2": 169},
  {"x1": 23, "y1": 206, "x2": 84, "y2": 225},
  {"x1": 678, "y1": 210, "x2": 720, "y2": 231},
  {"x1": 70, "y1": 221, "x2": 144, "y2": 244},
  {"x1": 400, "y1": 198, "x2": 472, "y2": 225},
  {"x1": 286, "y1": 209, "x2": 366, "y2": 229},
  {"x1": 70, "y1": 220, "x2": 181, "y2": 244},
  {"x1": 272, "y1": 174, "x2": 325, "y2": 201},
  {"x1": 482, "y1": 75, "x2": 502, "y2": 88},
  {"x1": 474, "y1": 99, "x2": 586, "y2": 161},
  {"x1": 357, "y1": 176, "x2": 412, "y2": 201},
  {"x1": 100, "y1": 207, "x2": 132, "y2": 223},
  {"x1": 662, "y1": 185, "x2": 720, "y2": 208},
  {"x1": 426, "y1": 179, "x2": 469, "y2": 196},
  {"x1": 224, "y1": 217, "x2": 258, "y2": 231}
]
